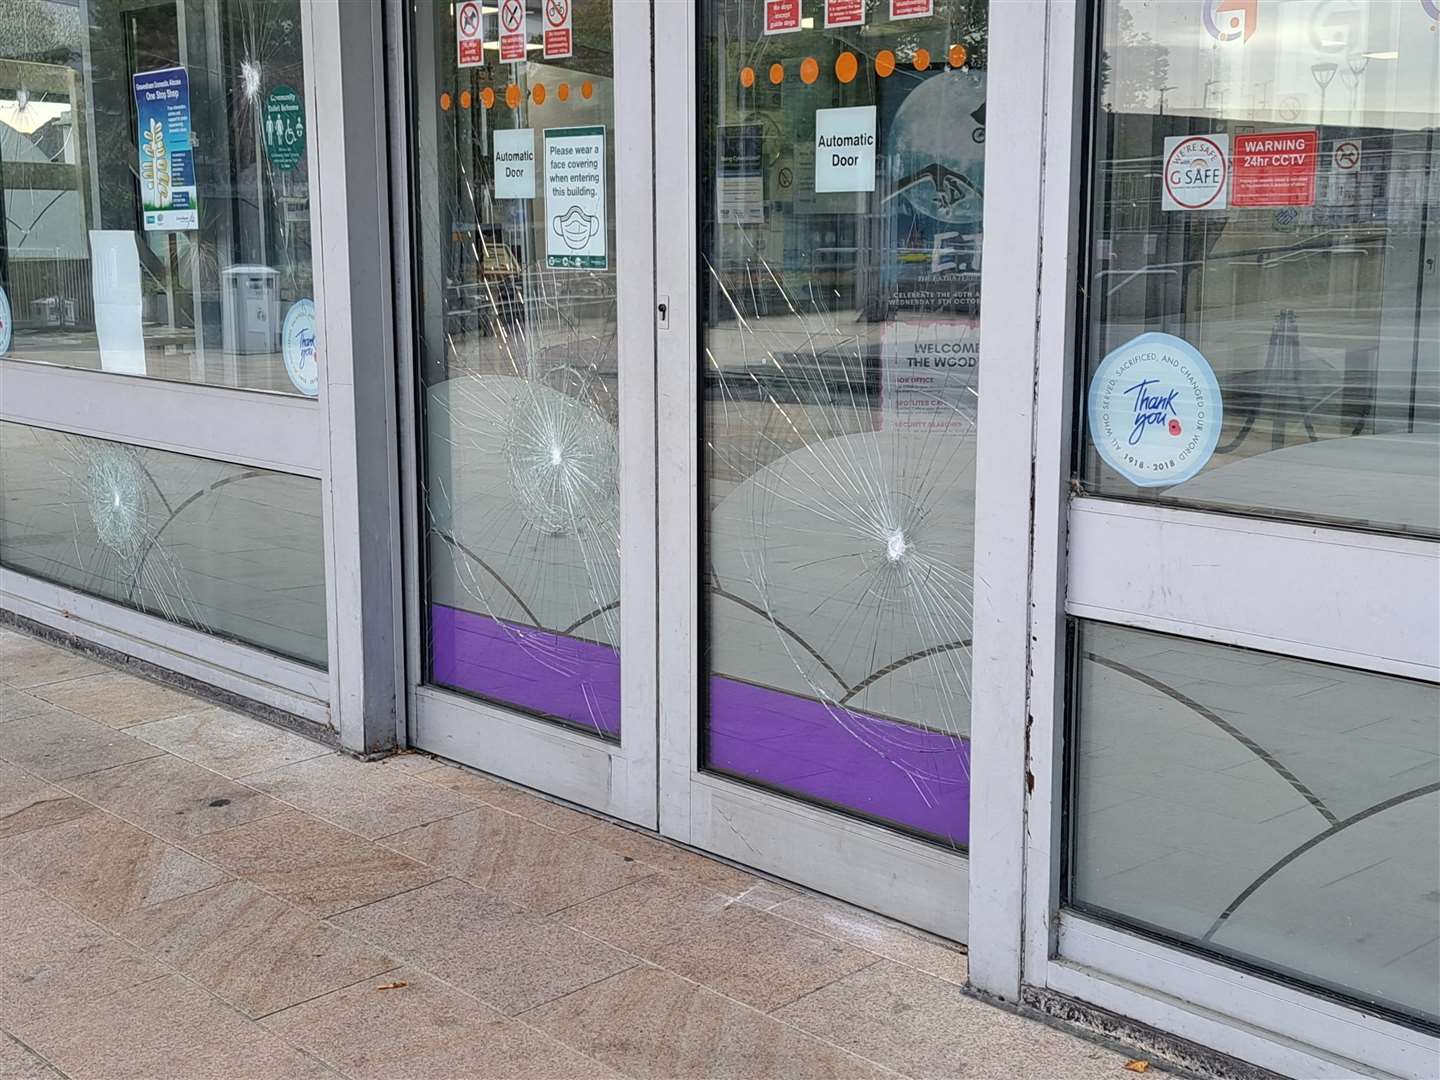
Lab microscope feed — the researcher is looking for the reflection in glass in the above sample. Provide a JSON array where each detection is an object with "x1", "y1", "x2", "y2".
[
  {"x1": 1081, "y1": 1, "x2": 1439, "y2": 535},
  {"x1": 1067, "y1": 622, "x2": 1439, "y2": 1027},
  {"x1": 701, "y1": 2, "x2": 988, "y2": 847},
  {"x1": 0, "y1": 422, "x2": 327, "y2": 666},
  {"x1": 411, "y1": 2, "x2": 622, "y2": 738},
  {"x1": 0, "y1": 0, "x2": 314, "y2": 394}
]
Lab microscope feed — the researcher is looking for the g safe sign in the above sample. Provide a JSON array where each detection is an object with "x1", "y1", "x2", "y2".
[
  {"x1": 1162, "y1": 134, "x2": 1229, "y2": 211},
  {"x1": 814, "y1": 106, "x2": 876, "y2": 193},
  {"x1": 1087, "y1": 332, "x2": 1223, "y2": 488},
  {"x1": 494, "y1": 128, "x2": 536, "y2": 199}
]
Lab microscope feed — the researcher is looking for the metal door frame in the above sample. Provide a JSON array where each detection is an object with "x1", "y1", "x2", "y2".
[
  {"x1": 390, "y1": 0, "x2": 660, "y2": 827},
  {"x1": 963, "y1": 4, "x2": 1440, "y2": 1077}
]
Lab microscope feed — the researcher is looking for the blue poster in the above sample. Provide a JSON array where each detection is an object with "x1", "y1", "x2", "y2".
[
  {"x1": 878, "y1": 68, "x2": 986, "y2": 315},
  {"x1": 132, "y1": 67, "x2": 198, "y2": 231}
]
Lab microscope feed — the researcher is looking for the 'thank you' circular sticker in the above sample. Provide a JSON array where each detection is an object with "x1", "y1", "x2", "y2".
[
  {"x1": 281, "y1": 299, "x2": 319, "y2": 397},
  {"x1": 0, "y1": 285, "x2": 12, "y2": 355},
  {"x1": 1087, "y1": 332, "x2": 1222, "y2": 488}
]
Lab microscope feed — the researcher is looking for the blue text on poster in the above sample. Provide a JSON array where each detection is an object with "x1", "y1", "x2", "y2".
[{"x1": 133, "y1": 67, "x2": 198, "y2": 231}]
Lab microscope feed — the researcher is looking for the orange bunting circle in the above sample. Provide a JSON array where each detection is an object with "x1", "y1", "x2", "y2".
[
  {"x1": 913, "y1": 48, "x2": 931, "y2": 71},
  {"x1": 740, "y1": 66, "x2": 756, "y2": 88},
  {"x1": 835, "y1": 52, "x2": 858, "y2": 84},
  {"x1": 800, "y1": 57, "x2": 819, "y2": 85},
  {"x1": 875, "y1": 50, "x2": 896, "y2": 77}
]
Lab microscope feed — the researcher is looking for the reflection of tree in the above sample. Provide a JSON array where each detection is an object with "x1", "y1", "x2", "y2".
[
  {"x1": 0, "y1": 0, "x2": 75, "y2": 62},
  {"x1": 1099, "y1": 7, "x2": 1170, "y2": 114}
]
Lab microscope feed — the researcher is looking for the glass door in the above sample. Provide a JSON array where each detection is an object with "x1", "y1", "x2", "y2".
[
  {"x1": 1015, "y1": 2, "x2": 1439, "y2": 1074},
  {"x1": 402, "y1": 0, "x2": 657, "y2": 826},
  {"x1": 657, "y1": 0, "x2": 993, "y2": 940}
]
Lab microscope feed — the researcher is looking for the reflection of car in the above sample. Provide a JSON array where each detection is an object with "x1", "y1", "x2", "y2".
[{"x1": 447, "y1": 224, "x2": 523, "y2": 334}]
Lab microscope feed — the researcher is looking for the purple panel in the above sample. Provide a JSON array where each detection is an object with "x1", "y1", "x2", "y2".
[
  {"x1": 706, "y1": 678, "x2": 971, "y2": 847},
  {"x1": 430, "y1": 605, "x2": 969, "y2": 845},
  {"x1": 431, "y1": 604, "x2": 620, "y2": 736}
]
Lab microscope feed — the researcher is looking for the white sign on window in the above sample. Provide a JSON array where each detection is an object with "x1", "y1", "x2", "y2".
[
  {"x1": 545, "y1": 125, "x2": 607, "y2": 269},
  {"x1": 494, "y1": 128, "x2": 536, "y2": 199},
  {"x1": 814, "y1": 106, "x2": 876, "y2": 194},
  {"x1": 1162, "y1": 134, "x2": 1229, "y2": 211}
]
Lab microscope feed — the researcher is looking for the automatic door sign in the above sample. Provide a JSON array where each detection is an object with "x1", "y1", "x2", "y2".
[
  {"x1": 456, "y1": 0, "x2": 485, "y2": 68},
  {"x1": 891, "y1": 0, "x2": 934, "y2": 18},
  {"x1": 499, "y1": 0, "x2": 527, "y2": 64},
  {"x1": 764, "y1": 0, "x2": 801, "y2": 33},
  {"x1": 1162, "y1": 134, "x2": 1229, "y2": 211},
  {"x1": 282, "y1": 299, "x2": 320, "y2": 398},
  {"x1": 545, "y1": 125, "x2": 607, "y2": 269},
  {"x1": 263, "y1": 86, "x2": 305, "y2": 172},
  {"x1": 1232, "y1": 130, "x2": 1317, "y2": 207},
  {"x1": 814, "y1": 106, "x2": 876, "y2": 193},
  {"x1": 1332, "y1": 138, "x2": 1362, "y2": 174},
  {"x1": 543, "y1": 0, "x2": 573, "y2": 60},
  {"x1": 825, "y1": 0, "x2": 865, "y2": 29},
  {"x1": 1088, "y1": 332, "x2": 1222, "y2": 488},
  {"x1": 494, "y1": 128, "x2": 536, "y2": 199}
]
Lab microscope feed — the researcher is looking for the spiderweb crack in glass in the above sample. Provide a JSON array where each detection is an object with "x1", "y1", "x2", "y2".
[
  {"x1": 704, "y1": 249, "x2": 977, "y2": 826},
  {"x1": 421, "y1": 124, "x2": 622, "y2": 736}
]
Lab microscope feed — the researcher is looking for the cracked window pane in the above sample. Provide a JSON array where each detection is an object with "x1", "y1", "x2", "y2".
[
  {"x1": 1078, "y1": 0, "x2": 1439, "y2": 535},
  {"x1": 410, "y1": 2, "x2": 622, "y2": 738},
  {"x1": 1, "y1": 0, "x2": 315, "y2": 395},
  {"x1": 701, "y1": 2, "x2": 989, "y2": 848},
  {"x1": 0, "y1": 421, "x2": 327, "y2": 666},
  {"x1": 1067, "y1": 621, "x2": 1440, "y2": 1028}
]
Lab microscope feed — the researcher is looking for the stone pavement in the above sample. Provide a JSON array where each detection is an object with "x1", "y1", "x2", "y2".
[{"x1": 1, "y1": 625, "x2": 1160, "y2": 1079}]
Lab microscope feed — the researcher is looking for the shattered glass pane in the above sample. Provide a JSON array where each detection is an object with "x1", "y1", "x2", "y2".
[
  {"x1": 0, "y1": 421, "x2": 327, "y2": 666},
  {"x1": 701, "y1": 1, "x2": 989, "y2": 848},
  {"x1": 411, "y1": 2, "x2": 622, "y2": 738},
  {"x1": 0, "y1": 0, "x2": 315, "y2": 395}
]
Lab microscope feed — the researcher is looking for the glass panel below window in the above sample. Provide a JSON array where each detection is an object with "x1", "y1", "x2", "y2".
[
  {"x1": 0, "y1": 422, "x2": 327, "y2": 667},
  {"x1": 1067, "y1": 621, "x2": 1439, "y2": 1028}
]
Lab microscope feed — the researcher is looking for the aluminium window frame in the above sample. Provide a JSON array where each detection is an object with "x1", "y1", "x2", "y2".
[
  {"x1": 965, "y1": 3, "x2": 1440, "y2": 1078},
  {"x1": 2, "y1": 0, "x2": 410, "y2": 745}
]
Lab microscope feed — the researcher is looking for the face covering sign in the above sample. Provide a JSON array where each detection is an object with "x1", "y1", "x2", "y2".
[{"x1": 133, "y1": 68, "x2": 198, "y2": 231}]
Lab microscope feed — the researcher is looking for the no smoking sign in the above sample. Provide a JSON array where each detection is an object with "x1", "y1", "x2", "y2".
[
  {"x1": 498, "y1": 0, "x2": 526, "y2": 63},
  {"x1": 544, "y1": 0, "x2": 573, "y2": 60},
  {"x1": 1332, "y1": 139, "x2": 1362, "y2": 174}
]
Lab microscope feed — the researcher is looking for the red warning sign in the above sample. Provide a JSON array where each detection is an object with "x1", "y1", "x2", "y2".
[
  {"x1": 543, "y1": 0, "x2": 572, "y2": 60},
  {"x1": 1232, "y1": 130, "x2": 1318, "y2": 207},
  {"x1": 456, "y1": 0, "x2": 484, "y2": 68},
  {"x1": 825, "y1": 0, "x2": 864, "y2": 28},
  {"x1": 891, "y1": 0, "x2": 934, "y2": 18},
  {"x1": 764, "y1": 0, "x2": 801, "y2": 33},
  {"x1": 498, "y1": 0, "x2": 526, "y2": 64}
]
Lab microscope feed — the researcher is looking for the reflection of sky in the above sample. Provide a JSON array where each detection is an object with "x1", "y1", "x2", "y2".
[{"x1": 1109, "y1": 0, "x2": 1440, "y2": 128}]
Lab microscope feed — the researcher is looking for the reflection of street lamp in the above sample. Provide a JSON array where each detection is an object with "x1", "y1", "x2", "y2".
[
  {"x1": 1341, "y1": 54, "x2": 1370, "y2": 124},
  {"x1": 1157, "y1": 85, "x2": 1177, "y2": 115},
  {"x1": 1310, "y1": 62, "x2": 1338, "y2": 128}
]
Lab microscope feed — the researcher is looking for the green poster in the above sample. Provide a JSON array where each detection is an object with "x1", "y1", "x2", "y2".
[{"x1": 263, "y1": 85, "x2": 305, "y2": 172}]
